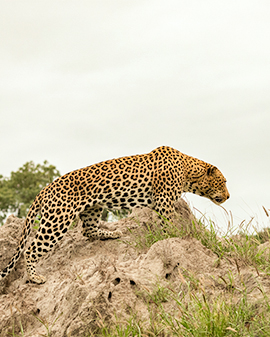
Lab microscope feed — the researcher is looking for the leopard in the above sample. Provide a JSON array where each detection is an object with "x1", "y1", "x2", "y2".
[{"x1": 0, "y1": 146, "x2": 229, "y2": 284}]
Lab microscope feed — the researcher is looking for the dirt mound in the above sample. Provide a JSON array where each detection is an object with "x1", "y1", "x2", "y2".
[{"x1": 0, "y1": 200, "x2": 269, "y2": 336}]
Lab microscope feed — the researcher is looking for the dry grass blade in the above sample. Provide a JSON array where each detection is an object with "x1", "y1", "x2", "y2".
[
  {"x1": 262, "y1": 206, "x2": 269, "y2": 217},
  {"x1": 234, "y1": 258, "x2": 240, "y2": 274},
  {"x1": 178, "y1": 269, "x2": 187, "y2": 284},
  {"x1": 226, "y1": 327, "x2": 237, "y2": 332}
]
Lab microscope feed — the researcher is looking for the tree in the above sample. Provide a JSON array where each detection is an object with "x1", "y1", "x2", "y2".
[{"x1": 0, "y1": 161, "x2": 60, "y2": 225}]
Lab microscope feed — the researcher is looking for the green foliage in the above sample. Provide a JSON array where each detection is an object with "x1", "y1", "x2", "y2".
[{"x1": 0, "y1": 161, "x2": 60, "y2": 225}]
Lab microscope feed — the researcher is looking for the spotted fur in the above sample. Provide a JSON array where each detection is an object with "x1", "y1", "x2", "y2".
[{"x1": 0, "y1": 146, "x2": 229, "y2": 284}]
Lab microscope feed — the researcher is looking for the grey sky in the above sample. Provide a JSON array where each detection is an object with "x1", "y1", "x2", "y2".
[{"x1": 1, "y1": 0, "x2": 270, "y2": 231}]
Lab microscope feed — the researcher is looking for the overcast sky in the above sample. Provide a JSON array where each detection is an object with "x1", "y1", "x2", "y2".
[{"x1": 1, "y1": 0, "x2": 270, "y2": 232}]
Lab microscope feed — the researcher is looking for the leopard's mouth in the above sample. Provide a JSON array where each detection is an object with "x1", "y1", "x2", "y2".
[
  {"x1": 213, "y1": 191, "x2": 230, "y2": 204},
  {"x1": 214, "y1": 196, "x2": 224, "y2": 204}
]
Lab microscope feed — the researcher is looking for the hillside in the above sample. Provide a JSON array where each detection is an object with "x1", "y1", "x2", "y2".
[{"x1": 1, "y1": 200, "x2": 270, "y2": 337}]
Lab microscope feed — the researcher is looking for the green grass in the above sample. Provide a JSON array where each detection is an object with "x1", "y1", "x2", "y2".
[
  {"x1": 123, "y1": 215, "x2": 190, "y2": 251},
  {"x1": 159, "y1": 291, "x2": 270, "y2": 336},
  {"x1": 88, "y1": 283, "x2": 270, "y2": 336},
  {"x1": 6, "y1": 320, "x2": 24, "y2": 337},
  {"x1": 32, "y1": 312, "x2": 63, "y2": 337}
]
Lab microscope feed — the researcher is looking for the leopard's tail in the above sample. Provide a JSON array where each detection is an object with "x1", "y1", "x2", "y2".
[{"x1": 0, "y1": 195, "x2": 41, "y2": 281}]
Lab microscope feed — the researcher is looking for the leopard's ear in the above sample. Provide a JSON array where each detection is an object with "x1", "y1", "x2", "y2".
[{"x1": 207, "y1": 165, "x2": 217, "y2": 176}]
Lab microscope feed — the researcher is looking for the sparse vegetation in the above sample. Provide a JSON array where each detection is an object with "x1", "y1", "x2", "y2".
[
  {"x1": 123, "y1": 215, "x2": 187, "y2": 251},
  {"x1": 87, "y1": 281, "x2": 270, "y2": 336},
  {"x1": 33, "y1": 312, "x2": 63, "y2": 337}
]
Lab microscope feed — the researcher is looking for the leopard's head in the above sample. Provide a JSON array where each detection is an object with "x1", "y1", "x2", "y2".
[{"x1": 197, "y1": 165, "x2": 230, "y2": 204}]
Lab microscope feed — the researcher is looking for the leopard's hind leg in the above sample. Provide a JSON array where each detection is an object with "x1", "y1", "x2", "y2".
[
  {"x1": 80, "y1": 205, "x2": 122, "y2": 239},
  {"x1": 24, "y1": 212, "x2": 75, "y2": 284}
]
